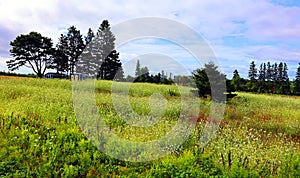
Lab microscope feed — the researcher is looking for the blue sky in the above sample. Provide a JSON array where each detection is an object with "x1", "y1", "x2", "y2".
[{"x1": 0, "y1": 0, "x2": 299, "y2": 79}]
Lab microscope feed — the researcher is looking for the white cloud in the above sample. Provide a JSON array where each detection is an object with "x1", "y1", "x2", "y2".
[{"x1": 0, "y1": 0, "x2": 299, "y2": 78}]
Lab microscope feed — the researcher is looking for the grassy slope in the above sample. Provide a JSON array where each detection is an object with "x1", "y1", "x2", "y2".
[{"x1": 0, "y1": 77, "x2": 299, "y2": 177}]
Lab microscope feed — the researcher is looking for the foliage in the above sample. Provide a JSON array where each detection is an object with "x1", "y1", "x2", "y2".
[
  {"x1": 7, "y1": 32, "x2": 55, "y2": 78},
  {"x1": 192, "y1": 62, "x2": 226, "y2": 97}
]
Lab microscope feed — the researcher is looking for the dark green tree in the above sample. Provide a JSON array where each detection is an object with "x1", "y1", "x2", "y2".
[
  {"x1": 53, "y1": 34, "x2": 69, "y2": 74},
  {"x1": 247, "y1": 61, "x2": 258, "y2": 92},
  {"x1": 76, "y1": 29, "x2": 97, "y2": 75},
  {"x1": 192, "y1": 62, "x2": 226, "y2": 98},
  {"x1": 272, "y1": 63, "x2": 278, "y2": 81},
  {"x1": 248, "y1": 61, "x2": 257, "y2": 81},
  {"x1": 135, "y1": 59, "x2": 141, "y2": 79},
  {"x1": 65, "y1": 26, "x2": 85, "y2": 76},
  {"x1": 282, "y1": 63, "x2": 290, "y2": 94},
  {"x1": 99, "y1": 50, "x2": 123, "y2": 80},
  {"x1": 85, "y1": 28, "x2": 95, "y2": 45},
  {"x1": 231, "y1": 69, "x2": 241, "y2": 91},
  {"x1": 7, "y1": 32, "x2": 55, "y2": 78},
  {"x1": 258, "y1": 63, "x2": 267, "y2": 92},
  {"x1": 294, "y1": 63, "x2": 300, "y2": 94},
  {"x1": 97, "y1": 20, "x2": 123, "y2": 80},
  {"x1": 266, "y1": 62, "x2": 273, "y2": 82}
]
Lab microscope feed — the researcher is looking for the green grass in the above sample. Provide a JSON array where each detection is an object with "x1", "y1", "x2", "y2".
[{"x1": 0, "y1": 77, "x2": 299, "y2": 177}]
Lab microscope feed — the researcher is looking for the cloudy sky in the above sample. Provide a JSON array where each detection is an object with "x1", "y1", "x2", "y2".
[{"x1": 0, "y1": 0, "x2": 299, "y2": 78}]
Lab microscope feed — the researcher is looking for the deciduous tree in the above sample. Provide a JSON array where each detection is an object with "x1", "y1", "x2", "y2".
[{"x1": 7, "y1": 32, "x2": 55, "y2": 78}]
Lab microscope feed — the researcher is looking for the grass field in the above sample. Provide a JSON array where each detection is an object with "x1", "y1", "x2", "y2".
[{"x1": 0, "y1": 76, "x2": 299, "y2": 177}]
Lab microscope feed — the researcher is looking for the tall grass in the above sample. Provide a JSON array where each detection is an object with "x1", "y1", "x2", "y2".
[{"x1": 0, "y1": 77, "x2": 299, "y2": 177}]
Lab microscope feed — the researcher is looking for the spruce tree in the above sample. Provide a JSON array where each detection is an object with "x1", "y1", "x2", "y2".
[
  {"x1": 248, "y1": 61, "x2": 257, "y2": 81},
  {"x1": 54, "y1": 34, "x2": 69, "y2": 74},
  {"x1": 76, "y1": 29, "x2": 97, "y2": 76},
  {"x1": 65, "y1": 26, "x2": 85, "y2": 76},
  {"x1": 294, "y1": 63, "x2": 300, "y2": 94},
  {"x1": 97, "y1": 20, "x2": 123, "y2": 80},
  {"x1": 282, "y1": 63, "x2": 290, "y2": 94},
  {"x1": 135, "y1": 60, "x2": 141, "y2": 78},
  {"x1": 231, "y1": 69, "x2": 241, "y2": 91}
]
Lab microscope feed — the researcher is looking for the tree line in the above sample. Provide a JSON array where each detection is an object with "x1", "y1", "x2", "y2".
[
  {"x1": 6, "y1": 20, "x2": 123, "y2": 79},
  {"x1": 230, "y1": 61, "x2": 300, "y2": 95},
  {"x1": 123, "y1": 60, "x2": 174, "y2": 84}
]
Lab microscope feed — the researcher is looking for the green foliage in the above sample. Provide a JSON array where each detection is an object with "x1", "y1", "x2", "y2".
[
  {"x1": 7, "y1": 32, "x2": 55, "y2": 78},
  {"x1": 192, "y1": 62, "x2": 226, "y2": 98}
]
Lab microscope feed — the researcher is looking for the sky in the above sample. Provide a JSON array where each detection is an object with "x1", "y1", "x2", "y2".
[{"x1": 0, "y1": 0, "x2": 299, "y2": 79}]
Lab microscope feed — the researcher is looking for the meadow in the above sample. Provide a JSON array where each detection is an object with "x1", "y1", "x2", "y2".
[{"x1": 0, "y1": 76, "x2": 299, "y2": 177}]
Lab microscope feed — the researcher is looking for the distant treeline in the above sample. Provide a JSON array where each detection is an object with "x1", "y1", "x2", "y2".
[
  {"x1": 0, "y1": 71, "x2": 37, "y2": 78},
  {"x1": 229, "y1": 61, "x2": 300, "y2": 95}
]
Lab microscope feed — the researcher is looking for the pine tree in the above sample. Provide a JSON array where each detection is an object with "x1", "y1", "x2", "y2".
[
  {"x1": 258, "y1": 63, "x2": 266, "y2": 82},
  {"x1": 76, "y1": 29, "x2": 97, "y2": 76},
  {"x1": 282, "y1": 63, "x2": 290, "y2": 94},
  {"x1": 266, "y1": 62, "x2": 273, "y2": 81},
  {"x1": 97, "y1": 20, "x2": 123, "y2": 80},
  {"x1": 258, "y1": 63, "x2": 267, "y2": 92},
  {"x1": 85, "y1": 28, "x2": 95, "y2": 45},
  {"x1": 54, "y1": 34, "x2": 69, "y2": 74},
  {"x1": 248, "y1": 61, "x2": 257, "y2": 81},
  {"x1": 294, "y1": 63, "x2": 300, "y2": 94},
  {"x1": 135, "y1": 60, "x2": 141, "y2": 78},
  {"x1": 272, "y1": 63, "x2": 278, "y2": 81},
  {"x1": 231, "y1": 69, "x2": 241, "y2": 91},
  {"x1": 65, "y1": 26, "x2": 85, "y2": 76}
]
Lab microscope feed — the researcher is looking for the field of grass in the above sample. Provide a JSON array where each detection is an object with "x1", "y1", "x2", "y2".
[{"x1": 0, "y1": 76, "x2": 299, "y2": 177}]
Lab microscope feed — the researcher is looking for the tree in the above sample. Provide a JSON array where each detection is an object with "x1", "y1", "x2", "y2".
[
  {"x1": 231, "y1": 69, "x2": 241, "y2": 91},
  {"x1": 282, "y1": 63, "x2": 290, "y2": 94},
  {"x1": 97, "y1": 20, "x2": 123, "y2": 80},
  {"x1": 76, "y1": 29, "x2": 97, "y2": 75},
  {"x1": 266, "y1": 62, "x2": 273, "y2": 82},
  {"x1": 272, "y1": 63, "x2": 278, "y2": 81},
  {"x1": 85, "y1": 28, "x2": 95, "y2": 45},
  {"x1": 248, "y1": 61, "x2": 257, "y2": 81},
  {"x1": 98, "y1": 50, "x2": 123, "y2": 80},
  {"x1": 65, "y1": 26, "x2": 85, "y2": 76},
  {"x1": 53, "y1": 34, "x2": 69, "y2": 74},
  {"x1": 192, "y1": 62, "x2": 226, "y2": 98},
  {"x1": 7, "y1": 32, "x2": 54, "y2": 78},
  {"x1": 248, "y1": 61, "x2": 258, "y2": 92},
  {"x1": 294, "y1": 63, "x2": 300, "y2": 94},
  {"x1": 258, "y1": 63, "x2": 267, "y2": 92},
  {"x1": 135, "y1": 59, "x2": 141, "y2": 79}
]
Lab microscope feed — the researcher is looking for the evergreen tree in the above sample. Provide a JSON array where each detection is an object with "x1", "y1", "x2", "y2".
[
  {"x1": 272, "y1": 63, "x2": 278, "y2": 81},
  {"x1": 258, "y1": 63, "x2": 267, "y2": 92},
  {"x1": 65, "y1": 26, "x2": 85, "y2": 76},
  {"x1": 76, "y1": 29, "x2": 97, "y2": 76},
  {"x1": 135, "y1": 60, "x2": 141, "y2": 78},
  {"x1": 258, "y1": 63, "x2": 266, "y2": 82},
  {"x1": 248, "y1": 61, "x2": 257, "y2": 81},
  {"x1": 278, "y1": 62, "x2": 284, "y2": 82},
  {"x1": 85, "y1": 28, "x2": 95, "y2": 45},
  {"x1": 97, "y1": 20, "x2": 123, "y2": 80},
  {"x1": 192, "y1": 62, "x2": 226, "y2": 98},
  {"x1": 294, "y1": 63, "x2": 300, "y2": 94},
  {"x1": 282, "y1": 63, "x2": 290, "y2": 94},
  {"x1": 54, "y1": 34, "x2": 69, "y2": 74},
  {"x1": 266, "y1": 62, "x2": 273, "y2": 82},
  {"x1": 140, "y1": 66, "x2": 150, "y2": 82},
  {"x1": 231, "y1": 69, "x2": 241, "y2": 91}
]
